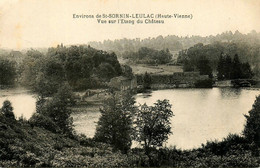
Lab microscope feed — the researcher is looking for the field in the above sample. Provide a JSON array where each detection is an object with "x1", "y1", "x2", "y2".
[{"x1": 130, "y1": 64, "x2": 183, "y2": 75}]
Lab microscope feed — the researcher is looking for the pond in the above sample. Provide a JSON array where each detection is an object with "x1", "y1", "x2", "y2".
[
  {"x1": 1, "y1": 87, "x2": 259, "y2": 150},
  {"x1": 135, "y1": 88, "x2": 260, "y2": 149},
  {"x1": 0, "y1": 88, "x2": 36, "y2": 120}
]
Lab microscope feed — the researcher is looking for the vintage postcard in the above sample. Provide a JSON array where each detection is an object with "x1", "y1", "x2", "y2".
[{"x1": 0, "y1": 0, "x2": 260, "y2": 167}]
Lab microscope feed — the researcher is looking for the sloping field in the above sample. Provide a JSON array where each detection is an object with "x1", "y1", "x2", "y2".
[{"x1": 131, "y1": 64, "x2": 183, "y2": 75}]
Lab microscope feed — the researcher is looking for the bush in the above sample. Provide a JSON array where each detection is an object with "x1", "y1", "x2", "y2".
[
  {"x1": 35, "y1": 83, "x2": 76, "y2": 135},
  {"x1": 243, "y1": 95, "x2": 260, "y2": 147},
  {"x1": 1, "y1": 100, "x2": 15, "y2": 120},
  {"x1": 29, "y1": 113, "x2": 59, "y2": 133}
]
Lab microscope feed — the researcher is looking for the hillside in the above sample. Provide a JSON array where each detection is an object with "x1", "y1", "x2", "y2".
[
  {"x1": 88, "y1": 30, "x2": 260, "y2": 57},
  {"x1": 0, "y1": 116, "x2": 130, "y2": 167}
]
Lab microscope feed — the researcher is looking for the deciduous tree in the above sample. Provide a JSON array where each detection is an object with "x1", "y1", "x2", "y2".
[
  {"x1": 134, "y1": 99, "x2": 174, "y2": 163},
  {"x1": 243, "y1": 95, "x2": 260, "y2": 147},
  {"x1": 95, "y1": 91, "x2": 136, "y2": 153}
]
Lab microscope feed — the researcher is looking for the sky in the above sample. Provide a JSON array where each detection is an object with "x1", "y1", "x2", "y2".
[{"x1": 0, "y1": 0, "x2": 259, "y2": 49}]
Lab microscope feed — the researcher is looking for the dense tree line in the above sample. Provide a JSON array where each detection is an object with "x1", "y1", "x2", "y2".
[
  {"x1": 243, "y1": 95, "x2": 260, "y2": 148},
  {"x1": 122, "y1": 47, "x2": 172, "y2": 64},
  {"x1": 19, "y1": 45, "x2": 122, "y2": 96},
  {"x1": 0, "y1": 45, "x2": 124, "y2": 94},
  {"x1": 0, "y1": 58, "x2": 16, "y2": 85},
  {"x1": 182, "y1": 54, "x2": 213, "y2": 78},
  {"x1": 179, "y1": 42, "x2": 258, "y2": 77},
  {"x1": 89, "y1": 30, "x2": 260, "y2": 57},
  {"x1": 217, "y1": 54, "x2": 253, "y2": 80},
  {"x1": 88, "y1": 30, "x2": 260, "y2": 77},
  {"x1": 89, "y1": 35, "x2": 183, "y2": 56}
]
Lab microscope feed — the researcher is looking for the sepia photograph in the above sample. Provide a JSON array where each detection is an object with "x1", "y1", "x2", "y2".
[{"x1": 0, "y1": 0, "x2": 260, "y2": 167}]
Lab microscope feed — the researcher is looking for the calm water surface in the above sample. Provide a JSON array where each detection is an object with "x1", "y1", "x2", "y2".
[
  {"x1": 0, "y1": 88, "x2": 36, "y2": 119},
  {"x1": 1, "y1": 87, "x2": 259, "y2": 150},
  {"x1": 135, "y1": 88, "x2": 260, "y2": 149}
]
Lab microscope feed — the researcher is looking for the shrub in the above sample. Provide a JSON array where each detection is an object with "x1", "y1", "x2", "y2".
[
  {"x1": 243, "y1": 95, "x2": 260, "y2": 147},
  {"x1": 29, "y1": 113, "x2": 59, "y2": 133},
  {"x1": 1, "y1": 100, "x2": 15, "y2": 120}
]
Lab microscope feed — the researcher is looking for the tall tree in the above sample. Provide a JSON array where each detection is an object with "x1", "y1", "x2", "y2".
[
  {"x1": 217, "y1": 53, "x2": 225, "y2": 80},
  {"x1": 142, "y1": 72, "x2": 152, "y2": 89},
  {"x1": 0, "y1": 59, "x2": 16, "y2": 85},
  {"x1": 243, "y1": 95, "x2": 260, "y2": 147},
  {"x1": 241, "y1": 62, "x2": 253, "y2": 79},
  {"x1": 35, "y1": 83, "x2": 75, "y2": 135},
  {"x1": 231, "y1": 54, "x2": 242, "y2": 79},
  {"x1": 134, "y1": 99, "x2": 174, "y2": 164},
  {"x1": 95, "y1": 91, "x2": 136, "y2": 153},
  {"x1": 197, "y1": 57, "x2": 213, "y2": 78},
  {"x1": 224, "y1": 55, "x2": 232, "y2": 79}
]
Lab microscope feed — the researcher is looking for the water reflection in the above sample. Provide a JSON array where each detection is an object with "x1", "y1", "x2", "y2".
[
  {"x1": 218, "y1": 88, "x2": 242, "y2": 99},
  {"x1": 135, "y1": 88, "x2": 260, "y2": 149}
]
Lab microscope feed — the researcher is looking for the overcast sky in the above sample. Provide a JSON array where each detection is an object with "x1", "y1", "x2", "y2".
[{"x1": 0, "y1": 0, "x2": 259, "y2": 49}]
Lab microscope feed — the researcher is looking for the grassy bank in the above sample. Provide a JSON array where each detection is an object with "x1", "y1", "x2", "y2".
[{"x1": 0, "y1": 116, "x2": 131, "y2": 167}]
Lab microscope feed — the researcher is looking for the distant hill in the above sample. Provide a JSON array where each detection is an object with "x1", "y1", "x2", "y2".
[
  {"x1": 88, "y1": 30, "x2": 260, "y2": 78},
  {"x1": 88, "y1": 30, "x2": 260, "y2": 58}
]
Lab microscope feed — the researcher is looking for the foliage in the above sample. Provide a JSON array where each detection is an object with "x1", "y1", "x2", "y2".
[
  {"x1": 95, "y1": 91, "x2": 136, "y2": 153},
  {"x1": 121, "y1": 64, "x2": 134, "y2": 78},
  {"x1": 20, "y1": 45, "x2": 122, "y2": 94},
  {"x1": 217, "y1": 53, "x2": 253, "y2": 80},
  {"x1": 178, "y1": 40, "x2": 258, "y2": 77},
  {"x1": 194, "y1": 79, "x2": 213, "y2": 88},
  {"x1": 33, "y1": 83, "x2": 75, "y2": 135},
  {"x1": 122, "y1": 47, "x2": 172, "y2": 65},
  {"x1": 217, "y1": 54, "x2": 231, "y2": 80},
  {"x1": 243, "y1": 95, "x2": 260, "y2": 147},
  {"x1": 89, "y1": 31, "x2": 260, "y2": 61},
  {"x1": 29, "y1": 113, "x2": 59, "y2": 133},
  {"x1": 142, "y1": 72, "x2": 152, "y2": 89},
  {"x1": 134, "y1": 99, "x2": 173, "y2": 165},
  {"x1": 89, "y1": 35, "x2": 183, "y2": 56},
  {"x1": 20, "y1": 49, "x2": 44, "y2": 88},
  {"x1": 2, "y1": 96, "x2": 260, "y2": 167},
  {"x1": 0, "y1": 113, "x2": 131, "y2": 167},
  {"x1": 0, "y1": 58, "x2": 16, "y2": 85},
  {"x1": 129, "y1": 133, "x2": 260, "y2": 167},
  {"x1": 95, "y1": 62, "x2": 117, "y2": 80},
  {"x1": 0, "y1": 100, "x2": 15, "y2": 119},
  {"x1": 197, "y1": 56, "x2": 213, "y2": 77}
]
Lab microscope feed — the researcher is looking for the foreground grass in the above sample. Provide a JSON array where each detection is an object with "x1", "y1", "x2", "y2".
[{"x1": 0, "y1": 116, "x2": 131, "y2": 167}]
